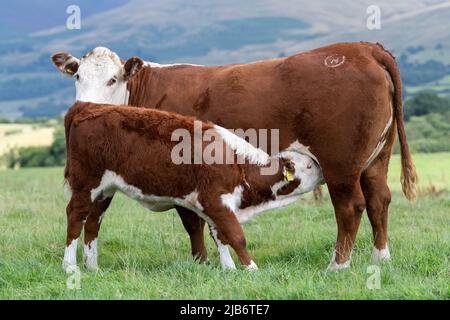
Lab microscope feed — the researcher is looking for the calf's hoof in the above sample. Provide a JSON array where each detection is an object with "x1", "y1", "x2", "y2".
[
  {"x1": 62, "y1": 262, "x2": 79, "y2": 274},
  {"x1": 84, "y1": 254, "x2": 99, "y2": 272},
  {"x1": 246, "y1": 260, "x2": 259, "y2": 271}
]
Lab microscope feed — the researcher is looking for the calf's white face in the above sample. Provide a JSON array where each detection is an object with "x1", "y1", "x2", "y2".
[
  {"x1": 51, "y1": 47, "x2": 143, "y2": 104},
  {"x1": 280, "y1": 151, "x2": 323, "y2": 196}
]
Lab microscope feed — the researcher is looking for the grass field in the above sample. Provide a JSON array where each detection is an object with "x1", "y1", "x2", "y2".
[
  {"x1": 0, "y1": 123, "x2": 54, "y2": 157},
  {"x1": 0, "y1": 153, "x2": 448, "y2": 299}
]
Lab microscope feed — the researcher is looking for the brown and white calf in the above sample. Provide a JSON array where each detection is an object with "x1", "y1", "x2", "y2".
[
  {"x1": 53, "y1": 42, "x2": 417, "y2": 270},
  {"x1": 63, "y1": 101, "x2": 323, "y2": 271}
]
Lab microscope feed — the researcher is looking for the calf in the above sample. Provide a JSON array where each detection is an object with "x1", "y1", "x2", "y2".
[{"x1": 63, "y1": 101, "x2": 323, "y2": 270}]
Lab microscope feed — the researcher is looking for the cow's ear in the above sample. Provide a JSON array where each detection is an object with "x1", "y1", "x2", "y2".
[
  {"x1": 123, "y1": 56, "x2": 144, "y2": 80},
  {"x1": 51, "y1": 52, "x2": 79, "y2": 76}
]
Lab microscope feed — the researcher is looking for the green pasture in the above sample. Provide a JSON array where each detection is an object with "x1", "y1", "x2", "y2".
[{"x1": 0, "y1": 153, "x2": 448, "y2": 299}]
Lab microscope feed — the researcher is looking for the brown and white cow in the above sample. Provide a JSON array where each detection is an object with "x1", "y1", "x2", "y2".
[
  {"x1": 62, "y1": 101, "x2": 323, "y2": 270},
  {"x1": 52, "y1": 42, "x2": 417, "y2": 271}
]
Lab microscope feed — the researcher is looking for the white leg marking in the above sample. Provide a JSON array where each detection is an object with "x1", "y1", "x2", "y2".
[
  {"x1": 363, "y1": 107, "x2": 393, "y2": 170},
  {"x1": 84, "y1": 238, "x2": 99, "y2": 271},
  {"x1": 210, "y1": 227, "x2": 236, "y2": 270},
  {"x1": 246, "y1": 260, "x2": 259, "y2": 271},
  {"x1": 327, "y1": 250, "x2": 351, "y2": 272},
  {"x1": 98, "y1": 212, "x2": 105, "y2": 224},
  {"x1": 64, "y1": 181, "x2": 72, "y2": 199},
  {"x1": 218, "y1": 243, "x2": 236, "y2": 270},
  {"x1": 372, "y1": 245, "x2": 391, "y2": 263},
  {"x1": 62, "y1": 237, "x2": 79, "y2": 271}
]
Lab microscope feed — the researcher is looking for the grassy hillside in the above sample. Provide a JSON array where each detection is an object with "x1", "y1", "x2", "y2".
[
  {"x1": 0, "y1": 153, "x2": 448, "y2": 299},
  {"x1": 407, "y1": 75, "x2": 450, "y2": 97}
]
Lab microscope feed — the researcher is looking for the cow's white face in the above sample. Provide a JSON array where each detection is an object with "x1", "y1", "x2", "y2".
[{"x1": 51, "y1": 47, "x2": 143, "y2": 105}]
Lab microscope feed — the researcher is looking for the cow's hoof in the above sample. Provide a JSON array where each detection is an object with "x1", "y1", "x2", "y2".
[
  {"x1": 246, "y1": 260, "x2": 258, "y2": 271},
  {"x1": 221, "y1": 264, "x2": 237, "y2": 270},
  {"x1": 327, "y1": 250, "x2": 351, "y2": 272},
  {"x1": 371, "y1": 246, "x2": 391, "y2": 264},
  {"x1": 84, "y1": 262, "x2": 99, "y2": 272}
]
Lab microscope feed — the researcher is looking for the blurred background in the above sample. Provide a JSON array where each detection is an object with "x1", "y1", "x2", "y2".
[{"x1": 0, "y1": 0, "x2": 449, "y2": 167}]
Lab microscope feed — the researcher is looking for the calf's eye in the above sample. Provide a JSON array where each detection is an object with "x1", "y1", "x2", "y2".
[{"x1": 107, "y1": 78, "x2": 117, "y2": 86}]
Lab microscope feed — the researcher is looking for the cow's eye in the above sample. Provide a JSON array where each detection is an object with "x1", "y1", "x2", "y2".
[{"x1": 107, "y1": 78, "x2": 117, "y2": 86}]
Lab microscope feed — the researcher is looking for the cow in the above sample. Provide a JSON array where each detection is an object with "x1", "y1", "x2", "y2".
[
  {"x1": 62, "y1": 101, "x2": 323, "y2": 270},
  {"x1": 52, "y1": 41, "x2": 417, "y2": 271}
]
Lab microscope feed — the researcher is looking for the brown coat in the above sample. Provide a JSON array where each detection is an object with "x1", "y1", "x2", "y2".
[{"x1": 128, "y1": 42, "x2": 415, "y2": 199}]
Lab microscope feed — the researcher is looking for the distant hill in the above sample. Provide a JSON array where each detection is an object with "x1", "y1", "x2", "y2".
[
  {"x1": 1, "y1": 0, "x2": 450, "y2": 119},
  {"x1": 0, "y1": 0, "x2": 128, "y2": 35}
]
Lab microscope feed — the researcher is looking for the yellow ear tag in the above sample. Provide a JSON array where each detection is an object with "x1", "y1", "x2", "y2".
[{"x1": 284, "y1": 170, "x2": 295, "y2": 182}]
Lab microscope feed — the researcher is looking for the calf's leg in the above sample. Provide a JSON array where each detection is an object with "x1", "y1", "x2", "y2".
[
  {"x1": 176, "y1": 206, "x2": 208, "y2": 262},
  {"x1": 63, "y1": 191, "x2": 92, "y2": 271},
  {"x1": 208, "y1": 208, "x2": 257, "y2": 270},
  {"x1": 83, "y1": 196, "x2": 113, "y2": 270},
  {"x1": 208, "y1": 224, "x2": 236, "y2": 269}
]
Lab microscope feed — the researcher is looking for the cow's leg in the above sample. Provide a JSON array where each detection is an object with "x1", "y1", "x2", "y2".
[
  {"x1": 83, "y1": 196, "x2": 113, "y2": 271},
  {"x1": 361, "y1": 157, "x2": 392, "y2": 263},
  {"x1": 63, "y1": 191, "x2": 91, "y2": 271},
  {"x1": 209, "y1": 209, "x2": 257, "y2": 270},
  {"x1": 327, "y1": 181, "x2": 366, "y2": 271},
  {"x1": 176, "y1": 206, "x2": 208, "y2": 262}
]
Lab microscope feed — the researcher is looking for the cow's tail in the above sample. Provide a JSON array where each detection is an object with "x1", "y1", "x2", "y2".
[{"x1": 373, "y1": 43, "x2": 417, "y2": 201}]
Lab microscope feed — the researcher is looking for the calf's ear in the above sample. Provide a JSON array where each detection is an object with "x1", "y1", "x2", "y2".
[
  {"x1": 51, "y1": 52, "x2": 79, "y2": 76},
  {"x1": 123, "y1": 56, "x2": 144, "y2": 80},
  {"x1": 282, "y1": 159, "x2": 296, "y2": 182}
]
